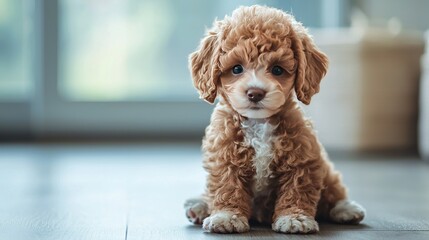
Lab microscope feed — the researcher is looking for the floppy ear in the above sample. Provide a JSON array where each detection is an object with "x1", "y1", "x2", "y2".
[
  {"x1": 291, "y1": 20, "x2": 329, "y2": 105},
  {"x1": 189, "y1": 27, "x2": 221, "y2": 104}
]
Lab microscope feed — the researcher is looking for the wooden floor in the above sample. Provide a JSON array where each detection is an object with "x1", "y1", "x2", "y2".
[{"x1": 0, "y1": 143, "x2": 428, "y2": 240}]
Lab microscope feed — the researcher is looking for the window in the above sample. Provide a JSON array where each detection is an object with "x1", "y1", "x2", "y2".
[
  {"x1": 0, "y1": 0, "x2": 33, "y2": 100},
  {"x1": 59, "y1": 0, "x2": 199, "y2": 101}
]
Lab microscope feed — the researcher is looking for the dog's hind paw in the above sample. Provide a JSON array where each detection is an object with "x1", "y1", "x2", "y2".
[
  {"x1": 330, "y1": 199, "x2": 365, "y2": 224},
  {"x1": 184, "y1": 198, "x2": 209, "y2": 225}
]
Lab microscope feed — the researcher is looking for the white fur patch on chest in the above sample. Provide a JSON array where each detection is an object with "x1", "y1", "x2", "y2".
[{"x1": 242, "y1": 119, "x2": 276, "y2": 196}]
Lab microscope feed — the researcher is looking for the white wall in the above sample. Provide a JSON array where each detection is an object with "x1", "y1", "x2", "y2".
[{"x1": 355, "y1": 0, "x2": 429, "y2": 31}]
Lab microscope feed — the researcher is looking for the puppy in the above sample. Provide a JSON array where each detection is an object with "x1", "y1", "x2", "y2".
[{"x1": 185, "y1": 5, "x2": 365, "y2": 234}]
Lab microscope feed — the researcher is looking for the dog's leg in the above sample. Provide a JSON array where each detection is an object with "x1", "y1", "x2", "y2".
[
  {"x1": 271, "y1": 167, "x2": 323, "y2": 234},
  {"x1": 184, "y1": 197, "x2": 209, "y2": 225},
  {"x1": 201, "y1": 166, "x2": 253, "y2": 233},
  {"x1": 318, "y1": 169, "x2": 366, "y2": 224}
]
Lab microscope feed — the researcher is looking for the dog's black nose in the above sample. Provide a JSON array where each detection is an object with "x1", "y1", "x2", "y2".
[{"x1": 247, "y1": 88, "x2": 266, "y2": 103}]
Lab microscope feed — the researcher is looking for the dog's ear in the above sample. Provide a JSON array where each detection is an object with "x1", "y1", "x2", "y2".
[
  {"x1": 291, "y1": 20, "x2": 328, "y2": 105},
  {"x1": 189, "y1": 26, "x2": 221, "y2": 104}
]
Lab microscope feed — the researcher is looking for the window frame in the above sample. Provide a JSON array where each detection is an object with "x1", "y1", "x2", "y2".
[{"x1": 31, "y1": 0, "x2": 213, "y2": 139}]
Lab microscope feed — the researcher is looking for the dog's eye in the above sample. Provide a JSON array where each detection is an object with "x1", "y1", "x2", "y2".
[
  {"x1": 232, "y1": 65, "x2": 244, "y2": 75},
  {"x1": 271, "y1": 66, "x2": 284, "y2": 76}
]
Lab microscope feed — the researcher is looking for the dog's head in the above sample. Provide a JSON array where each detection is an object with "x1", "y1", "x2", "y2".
[{"x1": 189, "y1": 5, "x2": 328, "y2": 119}]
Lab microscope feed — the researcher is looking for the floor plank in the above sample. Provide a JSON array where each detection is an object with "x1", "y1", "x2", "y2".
[
  {"x1": 0, "y1": 144, "x2": 129, "y2": 240},
  {"x1": 0, "y1": 143, "x2": 428, "y2": 240}
]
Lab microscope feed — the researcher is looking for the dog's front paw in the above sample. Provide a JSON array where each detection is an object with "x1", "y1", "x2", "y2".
[
  {"x1": 184, "y1": 198, "x2": 209, "y2": 225},
  {"x1": 202, "y1": 211, "x2": 250, "y2": 233},
  {"x1": 272, "y1": 214, "x2": 319, "y2": 234},
  {"x1": 330, "y1": 200, "x2": 365, "y2": 224}
]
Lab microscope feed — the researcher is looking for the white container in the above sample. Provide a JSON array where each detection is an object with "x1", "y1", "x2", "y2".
[
  {"x1": 419, "y1": 31, "x2": 429, "y2": 160},
  {"x1": 306, "y1": 28, "x2": 425, "y2": 151}
]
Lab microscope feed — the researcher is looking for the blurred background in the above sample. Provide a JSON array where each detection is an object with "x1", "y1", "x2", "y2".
[{"x1": 0, "y1": 0, "x2": 428, "y2": 156}]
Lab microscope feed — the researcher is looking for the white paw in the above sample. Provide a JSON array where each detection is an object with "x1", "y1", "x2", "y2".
[
  {"x1": 184, "y1": 198, "x2": 209, "y2": 225},
  {"x1": 202, "y1": 211, "x2": 250, "y2": 233},
  {"x1": 330, "y1": 200, "x2": 365, "y2": 224},
  {"x1": 272, "y1": 214, "x2": 319, "y2": 233}
]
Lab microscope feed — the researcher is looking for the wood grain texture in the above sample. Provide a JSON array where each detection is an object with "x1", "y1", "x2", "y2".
[{"x1": 0, "y1": 143, "x2": 428, "y2": 240}]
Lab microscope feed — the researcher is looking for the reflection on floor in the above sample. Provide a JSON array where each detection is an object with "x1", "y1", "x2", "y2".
[{"x1": 0, "y1": 143, "x2": 428, "y2": 240}]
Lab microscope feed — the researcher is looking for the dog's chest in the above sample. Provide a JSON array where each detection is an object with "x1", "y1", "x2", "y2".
[{"x1": 242, "y1": 119, "x2": 276, "y2": 196}]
